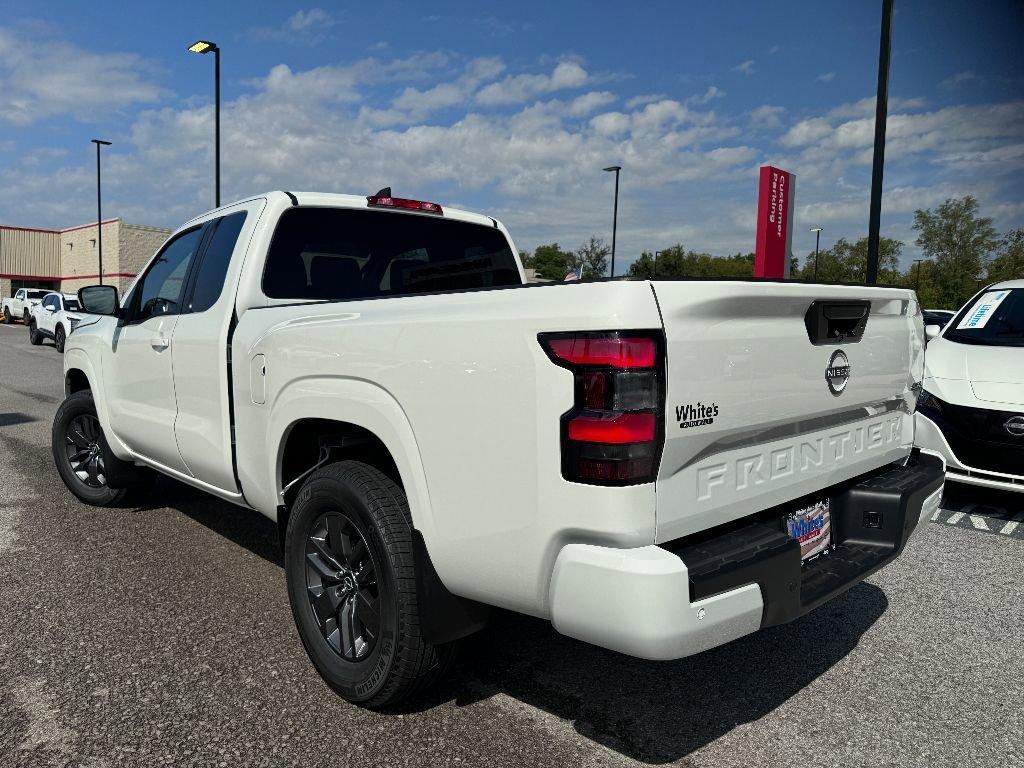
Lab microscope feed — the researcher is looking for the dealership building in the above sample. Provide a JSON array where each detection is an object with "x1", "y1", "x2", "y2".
[{"x1": 0, "y1": 219, "x2": 171, "y2": 300}]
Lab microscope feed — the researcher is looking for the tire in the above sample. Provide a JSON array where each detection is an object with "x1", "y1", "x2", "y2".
[
  {"x1": 52, "y1": 390, "x2": 130, "y2": 506},
  {"x1": 28, "y1": 320, "x2": 42, "y2": 345},
  {"x1": 54, "y1": 325, "x2": 66, "y2": 353},
  {"x1": 285, "y1": 461, "x2": 456, "y2": 708},
  {"x1": 22, "y1": 310, "x2": 30, "y2": 325},
  {"x1": 2, "y1": 308, "x2": 11, "y2": 324}
]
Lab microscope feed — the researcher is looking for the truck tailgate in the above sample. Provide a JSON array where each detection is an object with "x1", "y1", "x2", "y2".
[{"x1": 651, "y1": 281, "x2": 925, "y2": 543}]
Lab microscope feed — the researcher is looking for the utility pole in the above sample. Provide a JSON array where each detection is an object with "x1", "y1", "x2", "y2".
[
  {"x1": 866, "y1": 0, "x2": 894, "y2": 284},
  {"x1": 914, "y1": 258, "x2": 925, "y2": 291},
  {"x1": 91, "y1": 139, "x2": 112, "y2": 285}
]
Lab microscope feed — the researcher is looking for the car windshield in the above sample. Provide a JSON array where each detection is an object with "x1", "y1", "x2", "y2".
[
  {"x1": 64, "y1": 299, "x2": 81, "y2": 311},
  {"x1": 944, "y1": 288, "x2": 1024, "y2": 347}
]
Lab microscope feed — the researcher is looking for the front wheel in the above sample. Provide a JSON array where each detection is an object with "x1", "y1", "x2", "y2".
[
  {"x1": 2, "y1": 308, "x2": 11, "y2": 324},
  {"x1": 28, "y1": 320, "x2": 42, "y2": 345},
  {"x1": 52, "y1": 391, "x2": 130, "y2": 506},
  {"x1": 285, "y1": 461, "x2": 456, "y2": 708},
  {"x1": 54, "y1": 325, "x2": 66, "y2": 353},
  {"x1": 22, "y1": 309, "x2": 30, "y2": 325}
]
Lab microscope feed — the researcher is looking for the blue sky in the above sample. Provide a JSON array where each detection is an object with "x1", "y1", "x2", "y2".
[{"x1": 1, "y1": 0, "x2": 1022, "y2": 271}]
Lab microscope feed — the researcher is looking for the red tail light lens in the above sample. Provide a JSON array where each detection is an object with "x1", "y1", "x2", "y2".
[
  {"x1": 366, "y1": 195, "x2": 444, "y2": 215},
  {"x1": 540, "y1": 330, "x2": 665, "y2": 486},
  {"x1": 546, "y1": 336, "x2": 656, "y2": 368}
]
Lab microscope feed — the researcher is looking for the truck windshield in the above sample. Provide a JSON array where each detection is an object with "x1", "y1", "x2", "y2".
[
  {"x1": 263, "y1": 207, "x2": 522, "y2": 301},
  {"x1": 944, "y1": 288, "x2": 1024, "y2": 347}
]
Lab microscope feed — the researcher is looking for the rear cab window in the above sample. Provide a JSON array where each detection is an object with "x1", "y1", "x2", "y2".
[{"x1": 262, "y1": 207, "x2": 522, "y2": 301}]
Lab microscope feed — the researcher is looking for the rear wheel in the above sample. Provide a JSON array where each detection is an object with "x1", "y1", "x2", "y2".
[
  {"x1": 285, "y1": 461, "x2": 455, "y2": 708},
  {"x1": 28, "y1": 320, "x2": 42, "y2": 345},
  {"x1": 52, "y1": 391, "x2": 129, "y2": 506},
  {"x1": 54, "y1": 325, "x2": 66, "y2": 353}
]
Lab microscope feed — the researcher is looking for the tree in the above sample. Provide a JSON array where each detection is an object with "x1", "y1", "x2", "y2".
[
  {"x1": 913, "y1": 196, "x2": 999, "y2": 308},
  {"x1": 986, "y1": 229, "x2": 1024, "y2": 284},
  {"x1": 572, "y1": 236, "x2": 610, "y2": 280},
  {"x1": 529, "y1": 243, "x2": 574, "y2": 281},
  {"x1": 626, "y1": 246, "x2": 756, "y2": 279},
  {"x1": 795, "y1": 236, "x2": 901, "y2": 284}
]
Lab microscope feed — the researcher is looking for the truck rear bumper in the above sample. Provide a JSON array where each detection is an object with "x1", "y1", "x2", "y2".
[{"x1": 548, "y1": 452, "x2": 944, "y2": 660}]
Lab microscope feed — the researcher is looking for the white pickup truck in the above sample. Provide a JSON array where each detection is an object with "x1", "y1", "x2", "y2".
[
  {"x1": 3, "y1": 288, "x2": 48, "y2": 324},
  {"x1": 54, "y1": 190, "x2": 944, "y2": 707}
]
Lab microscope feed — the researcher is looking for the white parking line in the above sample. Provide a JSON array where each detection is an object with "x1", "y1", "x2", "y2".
[
  {"x1": 1000, "y1": 512, "x2": 1024, "y2": 536},
  {"x1": 969, "y1": 515, "x2": 990, "y2": 531},
  {"x1": 945, "y1": 511, "x2": 965, "y2": 525}
]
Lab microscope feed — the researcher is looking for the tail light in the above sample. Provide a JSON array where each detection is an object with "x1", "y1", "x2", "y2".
[{"x1": 540, "y1": 331, "x2": 665, "y2": 485}]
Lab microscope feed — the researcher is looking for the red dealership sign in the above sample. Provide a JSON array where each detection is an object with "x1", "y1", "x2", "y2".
[{"x1": 754, "y1": 165, "x2": 796, "y2": 279}]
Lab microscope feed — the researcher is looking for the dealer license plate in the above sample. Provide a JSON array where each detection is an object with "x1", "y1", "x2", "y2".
[{"x1": 784, "y1": 499, "x2": 832, "y2": 564}]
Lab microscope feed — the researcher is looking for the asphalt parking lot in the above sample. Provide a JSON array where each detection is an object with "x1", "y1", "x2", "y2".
[{"x1": 1, "y1": 322, "x2": 1022, "y2": 768}]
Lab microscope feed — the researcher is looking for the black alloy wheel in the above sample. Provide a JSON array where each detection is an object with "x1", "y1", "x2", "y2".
[
  {"x1": 305, "y1": 511, "x2": 381, "y2": 661},
  {"x1": 64, "y1": 414, "x2": 107, "y2": 488}
]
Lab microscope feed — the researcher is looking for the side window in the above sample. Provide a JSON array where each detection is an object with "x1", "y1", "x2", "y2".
[
  {"x1": 44, "y1": 296, "x2": 58, "y2": 311},
  {"x1": 187, "y1": 212, "x2": 247, "y2": 313},
  {"x1": 15, "y1": 290, "x2": 24, "y2": 300},
  {"x1": 131, "y1": 227, "x2": 205, "y2": 323}
]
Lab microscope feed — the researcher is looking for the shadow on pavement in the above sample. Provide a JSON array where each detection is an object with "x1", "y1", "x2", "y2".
[
  {"x1": 437, "y1": 584, "x2": 888, "y2": 763},
  {"x1": 134, "y1": 476, "x2": 283, "y2": 567},
  {"x1": 130, "y1": 475, "x2": 889, "y2": 764},
  {"x1": 0, "y1": 412, "x2": 39, "y2": 428}
]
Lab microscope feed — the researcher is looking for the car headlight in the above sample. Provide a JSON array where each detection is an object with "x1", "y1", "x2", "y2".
[{"x1": 69, "y1": 317, "x2": 81, "y2": 331}]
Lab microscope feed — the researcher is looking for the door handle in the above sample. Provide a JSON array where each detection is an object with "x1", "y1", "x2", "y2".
[{"x1": 151, "y1": 337, "x2": 170, "y2": 350}]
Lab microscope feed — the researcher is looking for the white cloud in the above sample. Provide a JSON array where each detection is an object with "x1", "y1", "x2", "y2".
[
  {"x1": 779, "y1": 117, "x2": 833, "y2": 146},
  {"x1": 816, "y1": 72, "x2": 836, "y2": 83},
  {"x1": 566, "y1": 91, "x2": 617, "y2": 117},
  {"x1": 476, "y1": 61, "x2": 589, "y2": 105},
  {"x1": 687, "y1": 86, "x2": 725, "y2": 105},
  {"x1": 245, "y1": 8, "x2": 338, "y2": 44},
  {"x1": 749, "y1": 104, "x2": 786, "y2": 129},
  {"x1": 940, "y1": 70, "x2": 978, "y2": 88},
  {"x1": 392, "y1": 57, "x2": 505, "y2": 115},
  {"x1": 625, "y1": 93, "x2": 666, "y2": 109},
  {"x1": 767, "y1": 45, "x2": 780, "y2": 55},
  {"x1": 732, "y1": 60, "x2": 755, "y2": 75},
  {"x1": 0, "y1": 24, "x2": 166, "y2": 126}
]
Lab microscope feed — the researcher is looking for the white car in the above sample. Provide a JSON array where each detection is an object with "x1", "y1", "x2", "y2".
[
  {"x1": 916, "y1": 279, "x2": 1024, "y2": 493},
  {"x1": 29, "y1": 292, "x2": 88, "y2": 352},
  {"x1": 2, "y1": 288, "x2": 48, "y2": 324},
  {"x1": 53, "y1": 190, "x2": 943, "y2": 707}
]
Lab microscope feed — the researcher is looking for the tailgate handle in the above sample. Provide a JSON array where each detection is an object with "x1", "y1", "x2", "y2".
[{"x1": 804, "y1": 300, "x2": 870, "y2": 345}]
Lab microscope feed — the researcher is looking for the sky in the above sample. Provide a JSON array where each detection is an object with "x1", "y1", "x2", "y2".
[{"x1": 0, "y1": 0, "x2": 1022, "y2": 272}]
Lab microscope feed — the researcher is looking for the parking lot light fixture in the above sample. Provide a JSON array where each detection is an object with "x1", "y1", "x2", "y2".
[
  {"x1": 810, "y1": 227, "x2": 823, "y2": 280},
  {"x1": 91, "y1": 139, "x2": 112, "y2": 286},
  {"x1": 188, "y1": 39, "x2": 221, "y2": 207},
  {"x1": 603, "y1": 165, "x2": 622, "y2": 278}
]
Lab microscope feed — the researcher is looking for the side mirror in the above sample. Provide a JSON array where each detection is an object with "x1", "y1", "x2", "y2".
[
  {"x1": 925, "y1": 324, "x2": 941, "y2": 341},
  {"x1": 78, "y1": 285, "x2": 121, "y2": 317}
]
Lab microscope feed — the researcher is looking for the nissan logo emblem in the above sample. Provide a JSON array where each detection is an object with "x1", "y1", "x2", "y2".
[
  {"x1": 826, "y1": 350, "x2": 851, "y2": 396},
  {"x1": 1005, "y1": 416, "x2": 1024, "y2": 437}
]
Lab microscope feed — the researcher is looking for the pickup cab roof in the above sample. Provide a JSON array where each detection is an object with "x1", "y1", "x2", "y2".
[{"x1": 181, "y1": 190, "x2": 503, "y2": 233}]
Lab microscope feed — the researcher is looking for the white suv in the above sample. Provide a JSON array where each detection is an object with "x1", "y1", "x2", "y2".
[
  {"x1": 916, "y1": 279, "x2": 1024, "y2": 493},
  {"x1": 29, "y1": 292, "x2": 86, "y2": 353}
]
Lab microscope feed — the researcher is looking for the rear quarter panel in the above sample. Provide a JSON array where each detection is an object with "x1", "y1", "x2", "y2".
[{"x1": 232, "y1": 281, "x2": 662, "y2": 617}]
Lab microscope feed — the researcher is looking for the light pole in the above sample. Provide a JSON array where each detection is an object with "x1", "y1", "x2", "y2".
[
  {"x1": 866, "y1": 0, "x2": 894, "y2": 284},
  {"x1": 810, "y1": 227, "x2": 823, "y2": 280},
  {"x1": 603, "y1": 165, "x2": 621, "y2": 277},
  {"x1": 91, "y1": 139, "x2": 112, "y2": 286},
  {"x1": 654, "y1": 250, "x2": 662, "y2": 280},
  {"x1": 188, "y1": 39, "x2": 221, "y2": 207},
  {"x1": 914, "y1": 258, "x2": 925, "y2": 291}
]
